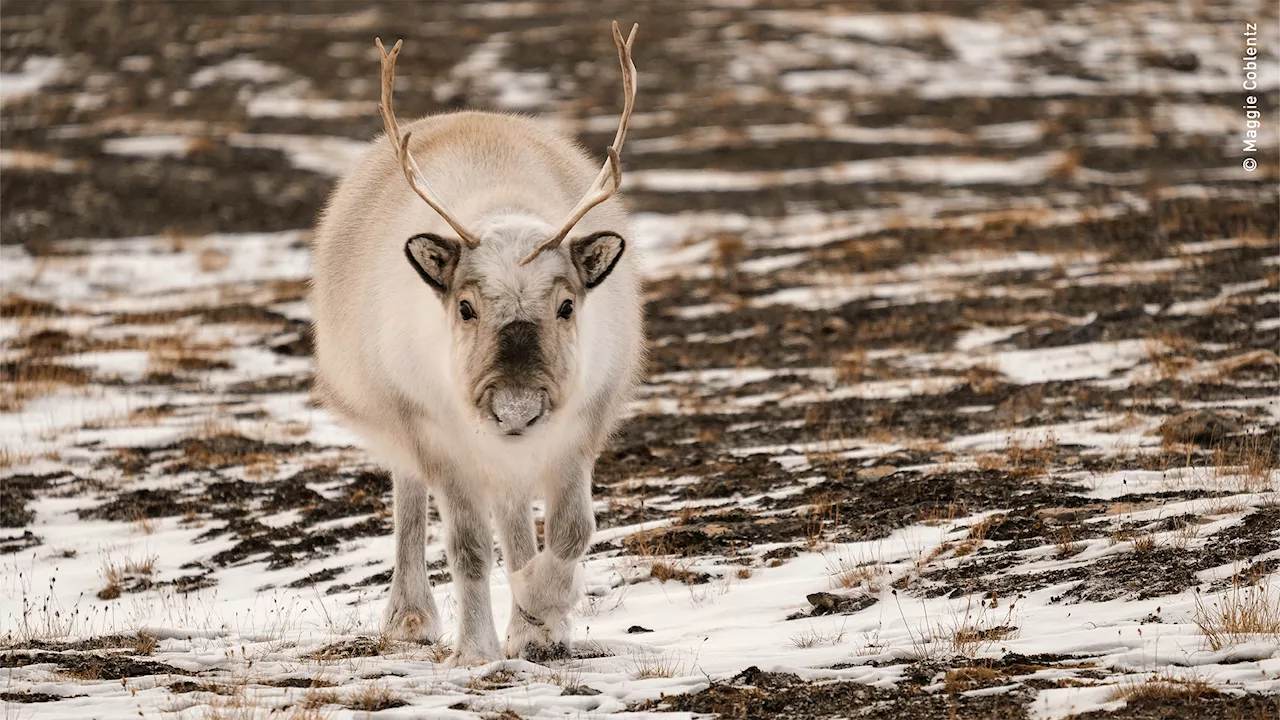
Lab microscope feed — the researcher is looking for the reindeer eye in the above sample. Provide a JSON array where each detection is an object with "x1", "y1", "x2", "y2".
[
  {"x1": 459, "y1": 300, "x2": 476, "y2": 321},
  {"x1": 557, "y1": 299, "x2": 574, "y2": 320}
]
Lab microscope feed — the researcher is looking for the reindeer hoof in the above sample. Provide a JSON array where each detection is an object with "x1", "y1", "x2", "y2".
[{"x1": 384, "y1": 608, "x2": 440, "y2": 644}]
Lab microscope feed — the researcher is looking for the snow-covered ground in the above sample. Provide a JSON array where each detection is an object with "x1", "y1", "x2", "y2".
[{"x1": 2, "y1": 1, "x2": 1278, "y2": 718}]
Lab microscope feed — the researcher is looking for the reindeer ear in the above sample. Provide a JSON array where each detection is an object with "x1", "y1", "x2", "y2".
[
  {"x1": 569, "y1": 231, "x2": 625, "y2": 289},
  {"x1": 405, "y1": 233, "x2": 460, "y2": 292}
]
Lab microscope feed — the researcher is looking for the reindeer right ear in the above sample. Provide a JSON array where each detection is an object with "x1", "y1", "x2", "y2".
[{"x1": 404, "y1": 233, "x2": 460, "y2": 292}]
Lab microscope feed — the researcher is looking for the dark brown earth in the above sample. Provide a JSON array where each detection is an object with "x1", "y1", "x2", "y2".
[{"x1": 2, "y1": 0, "x2": 1278, "y2": 717}]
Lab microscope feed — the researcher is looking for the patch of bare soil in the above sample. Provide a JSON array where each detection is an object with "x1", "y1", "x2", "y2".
[{"x1": 639, "y1": 667, "x2": 1033, "y2": 719}]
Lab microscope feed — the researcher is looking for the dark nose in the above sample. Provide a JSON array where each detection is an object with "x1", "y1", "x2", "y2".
[
  {"x1": 497, "y1": 320, "x2": 541, "y2": 377},
  {"x1": 490, "y1": 387, "x2": 546, "y2": 434}
]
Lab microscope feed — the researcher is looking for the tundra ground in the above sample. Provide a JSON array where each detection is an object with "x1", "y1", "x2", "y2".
[{"x1": 2, "y1": 1, "x2": 1278, "y2": 718}]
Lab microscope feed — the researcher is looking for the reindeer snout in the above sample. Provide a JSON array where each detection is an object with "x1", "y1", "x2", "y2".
[{"x1": 490, "y1": 387, "x2": 547, "y2": 435}]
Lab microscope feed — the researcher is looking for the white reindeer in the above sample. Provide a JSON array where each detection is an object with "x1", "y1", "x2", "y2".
[{"x1": 309, "y1": 22, "x2": 644, "y2": 664}]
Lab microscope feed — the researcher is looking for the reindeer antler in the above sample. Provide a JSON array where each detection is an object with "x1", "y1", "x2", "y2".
[
  {"x1": 521, "y1": 21, "x2": 638, "y2": 266},
  {"x1": 377, "y1": 37, "x2": 482, "y2": 248}
]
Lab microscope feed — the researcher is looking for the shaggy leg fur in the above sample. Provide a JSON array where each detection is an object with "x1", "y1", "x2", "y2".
[
  {"x1": 383, "y1": 475, "x2": 442, "y2": 643},
  {"x1": 508, "y1": 462, "x2": 593, "y2": 656},
  {"x1": 496, "y1": 496, "x2": 570, "y2": 658},
  {"x1": 438, "y1": 488, "x2": 502, "y2": 665}
]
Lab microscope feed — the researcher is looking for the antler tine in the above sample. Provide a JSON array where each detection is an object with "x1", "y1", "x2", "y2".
[
  {"x1": 375, "y1": 37, "x2": 481, "y2": 248},
  {"x1": 521, "y1": 21, "x2": 638, "y2": 266}
]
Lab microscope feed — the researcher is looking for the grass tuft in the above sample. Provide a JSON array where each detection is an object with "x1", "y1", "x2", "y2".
[{"x1": 1193, "y1": 580, "x2": 1280, "y2": 651}]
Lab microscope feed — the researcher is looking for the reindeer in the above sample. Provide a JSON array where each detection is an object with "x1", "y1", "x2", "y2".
[{"x1": 309, "y1": 22, "x2": 644, "y2": 664}]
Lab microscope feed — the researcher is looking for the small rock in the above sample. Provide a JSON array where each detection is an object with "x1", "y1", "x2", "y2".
[
  {"x1": 804, "y1": 591, "x2": 877, "y2": 616},
  {"x1": 1158, "y1": 409, "x2": 1242, "y2": 446},
  {"x1": 856, "y1": 466, "x2": 896, "y2": 482}
]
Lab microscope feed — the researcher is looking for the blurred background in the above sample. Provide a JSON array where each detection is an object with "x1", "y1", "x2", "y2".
[
  {"x1": 3, "y1": 0, "x2": 1276, "y2": 254},
  {"x1": 2, "y1": 3, "x2": 1280, "y2": 716}
]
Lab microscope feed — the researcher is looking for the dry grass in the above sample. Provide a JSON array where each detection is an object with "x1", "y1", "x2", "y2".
[
  {"x1": 300, "y1": 682, "x2": 406, "y2": 712},
  {"x1": 710, "y1": 233, "x2": 746, "y2": 274},
  {"x1": 965, "y1": 363, "x2": 1002, "y2": 395},
  {"x1": 135, "y1": 631, "x2": 158, "y2": 656},
  {"x1": 300, "y1": 688, "x2": 341, "y2": 709},
  {"x1": 146, "y1": 334, "x2": 232, "y2": 377},
  {"x1": 98, "y1": 555, "x2": 156, "y2": 600},
  {"x1": 630, "y1": 652, "x2": 684, "y2": 679},
  {"x1": 1193, "y1": 580, "x2": 1280, "y2": 651},
  {"x1": 802, "y1": 502, "x2": 841, "y2": 550},
  {"x1": 834, "y1": 348, "x2": 867, "y2": 385},
  {"x1": 425, "y1": 640, "x2": 453, "y2": 664},
  {"x1": 1005, "y1": 434, "x2": 1055, "y2": 479},
  {"x1": 0, "y1": 358, "x2": 91, "y2": 412},
  {"x1": 1216, "y1": 432, "x2": 1278, "y2": 493},
  {"x1": 1109, "y1": 674, "x2": 1219, "y2": 703},
  {"x1": 920, "y1": 502, "x2": 963, "y2": 527},
  {"x1": 0, "y1": 447, "x2": 34, "y2": 469},
  {"x1": 623, "y1": 528, "x2": 670, "y2": 558},
  {"x1": 465, "y1": 668, "x2": 518, "y2": 691},
  {"x1": 952, "y1": 623, "x2": 1018, "y2": 657},
  {"x1": 944, "y1": 666, "x2": 1003, "y2": 693},
  {"x1": 649, "y1": 560, "x2": 704, "y2": 585},
  {"x1": 955, "y1": 517, "x2": 993, "y2": 557},
  {"x1": 790, "y1": 624, "x2": 847, "y2": 648},
  {"x1": 898, "y1": 593, "x2": 1020, "y2": 661},
  {"x1": 1145, "y1": 332, "x2": 1196, "y2": 384},
  {"x1": 180, "y1": 418, "x2": 279, "y2": 473},
  {"x1": 1131, "y1": 534, "x2": 1157, "y2": 553},
  {"x1": 822, "y1": 546, "x2": 886, "y2": 591},
  {"x1": 1055, "y1": 527, "x2": 1085, "y2": 557},
  {"x1": 198, "y1": 247, "x2": 230, "y2": 273},
  {"x1": 976, "y1": 454, "x2": 1007, "y2": 471}
]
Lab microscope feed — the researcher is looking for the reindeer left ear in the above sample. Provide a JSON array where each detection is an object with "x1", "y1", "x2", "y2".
[
  {"x1": 405, "y1": 233, "x2": 460, "y2": 293},
  {"x1": 569, "y1": 231, "x2": 625, "y2": 289}
]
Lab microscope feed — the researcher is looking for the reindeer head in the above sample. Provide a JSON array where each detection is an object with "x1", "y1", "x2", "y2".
[{"x1": 377, "y1": 23, "x2": 636, "y2": 436}]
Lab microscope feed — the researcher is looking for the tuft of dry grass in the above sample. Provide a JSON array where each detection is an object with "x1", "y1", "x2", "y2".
[
  {"x1": 1215, "y1": 432, "x2": 1278, "y2": 493},
  {"x1": 955, "y1": 517, "x2": 993, "y2": 557},
  {"x1": 790, "y1": 624, "x2": 847, "y2": 648},
  {"x1": 1055, "y1": 527, "x2": 1085, "y2": 557},
  {"x1": 649, "y1": 561, "x2": 704, "y2": 585},
  {"x1": 822, "y1": 545, "x2": 886, "y2": 591},
  {"x1": 1109, "y1": 674, "x2": 1219, "y2": 703},
  {"x1": 952, "y1": 624, "x2": 1018, "y2": 657},
  {"x1": 134, "y1": 631, "x2": 158, "y2": 656},
  {"x1": 0, "y1": 447, "x2": 34, "y2": 469},
  {"x1": 834, "y1": 348, "x2": 867, "y2": 385},
  {"x1": 711, "y1": 233, "x2": 746, "y2": 274},
  {"x1": 343, "y1": 682, "x2": 406, "y2": 711},
  {"x1": 0, "y1": 359, "x2": 91, "y2": 412},
  {"x1": 425, "y1": 640, "x2": 453, "y2": 664},
  {"x1": 300, "y1": 688, "x2": 341, "y2": 709},
  {"x1": 1005, "y1": 433, "x2": 1055, "y2": 479},
  {"x1": 198, "y1": 247, "x2": 230, "y2": 273},
  {"x1": 630, "y1": 652, "x2": 684, "y2": 679},
  {"x1": 98, "y1": 555, "x2": 156, "y2": 600},
  {"x1": 944, "y1": 666, "x2": 1003, "y2": 693},
  {"x1": 1145, "y1": 332, "x2": 1196, "y2": 384},
  {"x1": 465, "y1": 668, "x2": 518, "y2": 691},
  {"x1": 965, "y1": 363, "x2": 1002, "y2": 395},
  {"x1": 920, "y1": 502, "x2": 963, "y2": 527},
  {"x1": 976, "y1": 454, "x2": 1007, "y2": 471},
  {"x1": 1193, "y1": 580, "x2": 1280, "y2": 651},
  {"x1": 1131, "y1": 534, "x2": 1157, "y2": 553}
]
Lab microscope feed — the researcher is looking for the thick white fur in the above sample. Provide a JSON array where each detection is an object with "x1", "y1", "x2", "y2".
[{"x1": 310, "y1": 111, "x2": 643, "y2": 664}]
